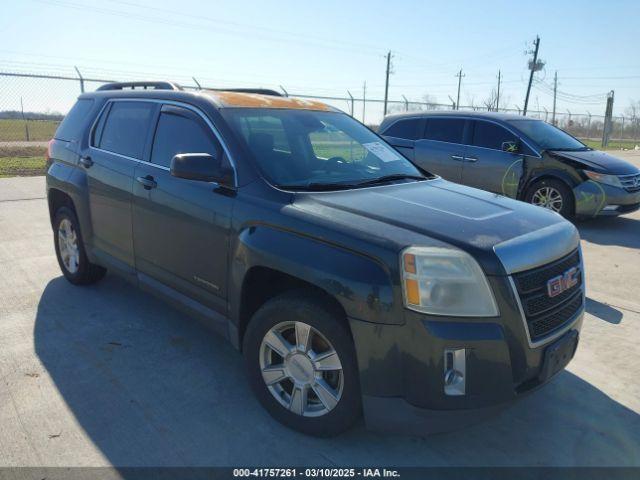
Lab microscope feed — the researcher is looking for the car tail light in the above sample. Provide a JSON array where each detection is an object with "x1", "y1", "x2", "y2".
[{"x1": 45, "y1": 139, "x2": 54, "y2": 167}]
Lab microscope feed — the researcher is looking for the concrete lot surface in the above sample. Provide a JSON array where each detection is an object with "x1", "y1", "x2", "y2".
[{"x1": 1, "y1": 174, "x2": 639, "y2": 467}]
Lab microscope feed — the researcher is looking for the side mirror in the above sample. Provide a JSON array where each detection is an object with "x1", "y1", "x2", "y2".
[
  {"x1": 170, "y1": 153, "x2": 234, "y2": 186},
  {"x1": 501, "y1": 141, "x2": 519, "y2": 153}
]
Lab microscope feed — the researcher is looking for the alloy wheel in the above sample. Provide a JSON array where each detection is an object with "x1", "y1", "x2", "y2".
[
  {"x1": 531, "y1": 186, "x2": 564, "y2": 213},
  {"x1": 58, "y1": 218, "x2": 80, "y2": 274},
  {"x1": 259, "y1": 321, "x2": 344, "y2": 417}
]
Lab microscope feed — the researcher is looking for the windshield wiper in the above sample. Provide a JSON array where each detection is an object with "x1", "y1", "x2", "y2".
[
  {"x1": 549, "y1": 147, "x2": 591, "y2": 152},
  {"x1": 274, "y1": 182, "x2": 358, "y2": 191},
  {"x1": 355, "y1": 174, "x2": 427, "y2": 187}
]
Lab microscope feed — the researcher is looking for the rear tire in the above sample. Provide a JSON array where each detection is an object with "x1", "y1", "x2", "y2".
[
  {"x1": 243, "y1": 291, "x2": 361, "y2": 436},
  {"x1": 53, "y1": 206, "x2": 106, "y2": 285},
  {"x1": 525, "y1": 178, "x2": 575, "y2": 218}
]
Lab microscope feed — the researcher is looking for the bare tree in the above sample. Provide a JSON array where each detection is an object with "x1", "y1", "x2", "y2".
[
  {"x1": 482, "y1": 88, "x2": 499, "y2": 111},
  {"x1": 625, "y1": 100, "x2": 640, "y2": 143},
  {"x1": 387, "y1": 93, "x2": 440, "y2": 114}
]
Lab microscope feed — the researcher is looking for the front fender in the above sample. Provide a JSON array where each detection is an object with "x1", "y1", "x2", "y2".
[{"x1": 229, "y1": 225, "x2": 398, "y2": 327}]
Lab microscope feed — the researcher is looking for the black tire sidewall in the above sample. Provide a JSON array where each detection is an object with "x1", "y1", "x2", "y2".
[
  {"x1": 243, "y1": 293, "x2": 361, "y2": 437},
  {"x1": 526, "y1": 178, "x2": 575, "y2": 218}
]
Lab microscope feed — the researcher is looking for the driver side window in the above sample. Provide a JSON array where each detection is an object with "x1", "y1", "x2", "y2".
[
  {"x1": 309, "y1": 124, "x2": 367, "y2": 163},
  {"x1": 471, "y1": 121, "x2": 518, "y2": 151},
  {"x1": 151, "y1": 106, "x2": 221, "y2": 168}
]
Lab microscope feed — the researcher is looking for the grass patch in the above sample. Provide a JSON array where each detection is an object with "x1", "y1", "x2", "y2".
[
  {"x1": 580, "y1": 138, "x2": 639, "y2": 151},
  {"x1": 0, "y1": 156, "x2": 47, "y2": 177},
  {"x1": 0, "y1": 119, "x2": 59, "y2": 141}
]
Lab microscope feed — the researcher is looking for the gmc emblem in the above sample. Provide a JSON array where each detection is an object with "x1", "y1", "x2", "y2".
[{"x1": 547, "y1": 266, "x2": 580, "y2": 298}]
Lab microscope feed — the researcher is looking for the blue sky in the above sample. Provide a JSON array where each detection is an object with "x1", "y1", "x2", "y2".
[{"x1": 1, "y1": 0, "x2": 638, "y2": 122}]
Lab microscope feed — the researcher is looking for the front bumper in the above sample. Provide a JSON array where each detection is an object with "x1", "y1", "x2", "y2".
[
  {"x1": 574, "y1": 180, "x2": 640, "y2": 217},
  {"x1": 348, "y1": 274, "x2": 584, "y2": 436}
]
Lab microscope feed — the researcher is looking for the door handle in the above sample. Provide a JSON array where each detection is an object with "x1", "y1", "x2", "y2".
[
  {"x1": 136, "y1": 175, "x2": 157, "y2": 190},
  {"x1": 79, "y1": 156, "x2": 93, "y2": 168},
  {"x1": 451, "y1": 155, "x2": 464, "y2": 161},
  {"x1": 464, "y1": 156, "x2": 478, "y2": 162}
]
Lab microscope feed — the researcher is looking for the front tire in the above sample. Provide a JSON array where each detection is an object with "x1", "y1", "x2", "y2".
[
  {"x1": 243, "y1": 292, "x2": 361, "y2": 436},
  {"x1": 53, "y1": 206, "x2": 106, "y2": 285},
  {"x1": 525, "y1": 178, "x2": 575, "y2": 218}
]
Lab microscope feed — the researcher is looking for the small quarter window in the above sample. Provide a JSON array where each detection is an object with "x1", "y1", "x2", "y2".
[{"x1": 54, "y1": 99, "x2": 95, "y2": 142}]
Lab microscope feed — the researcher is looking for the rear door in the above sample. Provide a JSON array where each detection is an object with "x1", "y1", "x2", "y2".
[
  {"x1": 414, "y1": 117, "x2": 468, "y2": 182},
  {"x1": 132, "y1": 104, "x2": 234, "y2": 312},
  {"x1": 461, "y1": 120, "x2": 524, "y2": 197},
  {"x1": 86, "y1": 100, "x2": 157, "y2": 269}
]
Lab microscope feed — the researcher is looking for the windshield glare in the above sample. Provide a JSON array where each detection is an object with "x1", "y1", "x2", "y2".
[
  {"x1": 507, "y1": 119, "x2": 587, "y2": 151},
  {"x1": 223, "y1": 109, "x2": 425, "y2": 188}
]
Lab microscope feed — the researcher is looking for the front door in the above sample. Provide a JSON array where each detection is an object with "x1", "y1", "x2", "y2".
[
  {"x1": 461, "y1": 120, "x2": 524, "y2": 198},
  {"x1": 132, "y1": 104, "x2": 234, "y2": 312},
  {"x1": 413, "y1": 117, "x2": 468, "y2": 182}
]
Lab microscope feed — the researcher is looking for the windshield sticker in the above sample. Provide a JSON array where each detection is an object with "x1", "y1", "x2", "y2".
[{"x1": 362, "y1": 142, "x2": 402, "y2": 162}]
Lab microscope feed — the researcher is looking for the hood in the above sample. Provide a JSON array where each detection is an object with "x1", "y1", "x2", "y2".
[
  {"x1": 550, "y1": 149, "x2": 639, "y2": 175},
  {"x1": 291, "y1": 178, "x2": 578, "y2": 276}
]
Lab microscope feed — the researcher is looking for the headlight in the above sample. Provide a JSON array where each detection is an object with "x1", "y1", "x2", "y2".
[
  {"x1": 401, "y1": 246, "x2": 499, "y2": 317},
  {"x1": 584, "y1": 170, "x2": 623, "y2": 188}
]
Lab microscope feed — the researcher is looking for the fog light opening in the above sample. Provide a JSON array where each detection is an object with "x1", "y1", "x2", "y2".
[{"x1": 444, "y1": 348, "x2": 466, "y2": 396}]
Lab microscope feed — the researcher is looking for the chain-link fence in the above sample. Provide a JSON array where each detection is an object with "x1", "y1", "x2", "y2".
[{"x1": 1, "y1": 69, "x2": 638, "y2": 177}]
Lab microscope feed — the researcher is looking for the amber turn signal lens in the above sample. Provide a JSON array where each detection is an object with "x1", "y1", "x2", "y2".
[
  {"x1": 405, "y1": 278, "x2": 420, "y2": 305},
  {"x1": 404, "y1": 253, "x2": 416, "y2": 274}
]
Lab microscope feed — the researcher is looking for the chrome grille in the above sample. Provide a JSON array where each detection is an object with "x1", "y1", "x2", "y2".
[
  {"x1": 512, "y1": 249, "x2": 583, "y2": 343},
  {"x1": 619, "y1": 172, "x2": 640, "y2": 192}
]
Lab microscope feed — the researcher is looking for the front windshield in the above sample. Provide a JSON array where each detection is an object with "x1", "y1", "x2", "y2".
[
  {"x1": 507, "y1": 119, "x2": 588, "y2": 151},
  {"x1": 223, "y1": 109, "x2": 427, "y2": 189}
]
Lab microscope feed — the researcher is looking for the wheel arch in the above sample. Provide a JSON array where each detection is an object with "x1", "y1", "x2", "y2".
[
  {"x1": 228, "y1": 225, "x2": 398, "y2": 350},
  {"x1": 236, "y1": 266, "x2": 350, "y2": 351},
  {"x1": 519, "y1": 169, "x2": 578, "y2": 201},
  {"x1": 47, "y1": 188, "x2": 76, "y2": 225}
]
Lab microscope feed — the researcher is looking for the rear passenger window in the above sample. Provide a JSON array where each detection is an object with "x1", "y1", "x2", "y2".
[
  {"x1": 383, "y1": 119, "x2": 421, "y2": 140},
  {"x1": 472, "y1": 121, "x2": 517, "y2": 150},
  {"x1": 54, "y1": 99, "x2": 95, "y2": 141},
  {"x1": 151, "y1": 107, "x2": 221, "y2": 168},
  {"x1": 423, "y1": 118, "x2": 465, "y2": 144},
  {"x1": 98, "y1": 102, "x2": 155, "y2": 159}
]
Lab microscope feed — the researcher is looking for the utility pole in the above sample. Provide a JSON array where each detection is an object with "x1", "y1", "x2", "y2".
[
  {"x1": 523, "y1": 35, "x2": 542, "y2": 116},
  {"x1": 602, "y1": 90, "x2": 615, "y2": 147},
  {"x1": 383, "y1": 51, "x2": 393, "y2": 116},
  {"x1": 552, "y1": 71, "x2": 558, "y2": 125},
  {"x1": 455, "y1": 69, "x2": 465, "y2": 110},
  {"x1": 496, "y1": 70, "x2": 501, "y2": 112},
  {"x1": 362, "y1": 81, "x2": 367, "y2": 123}
]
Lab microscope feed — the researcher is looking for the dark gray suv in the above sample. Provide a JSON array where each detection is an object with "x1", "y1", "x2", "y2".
[
  {"x1": 46, "y1": 82, "x2": 584, "y2": 437},
  {"x1": 380, "y1": 111, "x2": 640, "y2": 218}
]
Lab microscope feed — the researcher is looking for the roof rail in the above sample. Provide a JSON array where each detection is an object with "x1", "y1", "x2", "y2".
[
  {"x1": 97, "y1": 81, "x2": 182, "y2": 91},
  {"x1": 211, "y1": 88, "x2": 283, "y2": 97}
]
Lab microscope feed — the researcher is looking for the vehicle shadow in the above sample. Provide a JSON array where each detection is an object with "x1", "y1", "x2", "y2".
[
  {"x1": 586, "y1": 297, "x2": 623, "y2": 324},
  {"x1": 34, "y1": 275, "x2": 640, "y2": 467},
  {"x1": 576, "y1": 216, "x2": 640, "y2": 249}
]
